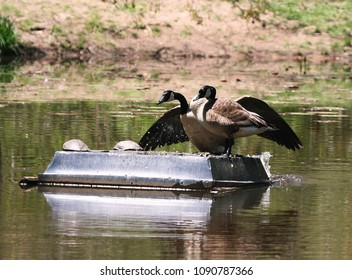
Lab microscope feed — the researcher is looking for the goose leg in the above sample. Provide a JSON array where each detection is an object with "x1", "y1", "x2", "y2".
[{"x1": 225, "y1": 138, "x2": 234, "y2": 157}]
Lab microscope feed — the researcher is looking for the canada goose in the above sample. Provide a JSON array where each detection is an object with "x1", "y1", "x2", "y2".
[
  {"x1": 191, "y1": 85, "x2": 303, "y2": 156},
  {"x1": 139, "y1": 90, "x2": 228, "y2": 154}
]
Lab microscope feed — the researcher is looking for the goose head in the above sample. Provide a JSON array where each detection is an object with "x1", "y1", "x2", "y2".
[
  {"x1": 157, "y1": 90, "x2": 176, "y2": 105},
  {"x1": 193, "y1": 85, "x2": 216, "y2": 101}
]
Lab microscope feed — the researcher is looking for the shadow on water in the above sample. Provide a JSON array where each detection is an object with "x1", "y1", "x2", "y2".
[{"x1": 0, "y1": 57, "x2": 22, "y2": 84}]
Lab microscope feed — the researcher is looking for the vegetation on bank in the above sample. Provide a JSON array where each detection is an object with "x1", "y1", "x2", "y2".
[
  {"x1": 0, "y1": 1, "x2": 351, "y2": 58},
  {"x1": 268, "y1": 1, "x2": 352, "y2": 50},
  {"x1": 0, "y1": 15, "x2": 19, "y2": 56}
]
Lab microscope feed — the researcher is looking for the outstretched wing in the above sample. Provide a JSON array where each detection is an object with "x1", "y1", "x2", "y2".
[
  {"x1": 236, "y1": 96, "x2": 303, "y2": 150},
  {"x1": 139, "y1": 107, "x2": 189, "y2": 151}
]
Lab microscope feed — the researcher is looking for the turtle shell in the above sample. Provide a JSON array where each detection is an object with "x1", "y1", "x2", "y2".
[
  {"x1": 113, "y1": 140, "x2": 143, "y2": 151},
  {"x1": 63, "y1": 139, "x2": 90, "y2": 152}
]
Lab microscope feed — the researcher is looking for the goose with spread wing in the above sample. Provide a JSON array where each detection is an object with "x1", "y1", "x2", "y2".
[
  {"x1": 190, "y1": 85, "x2": 303, "y2": 156},
  {"x1": 139, "y1": 90, "x2": 228, "y2": 154}
]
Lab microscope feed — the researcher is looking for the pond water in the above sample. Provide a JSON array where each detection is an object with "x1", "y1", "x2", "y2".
[{"x1": 0, "y1": 59, "x2": 351, "y2": 260}]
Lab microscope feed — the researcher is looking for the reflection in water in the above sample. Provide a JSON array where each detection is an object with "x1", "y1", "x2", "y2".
[
  {"x1": 44, "y1": 193, "x2": 212, "y2": 238},
  {"x1": 0, "y1": 58, "x2": 20, "y2": 84},
  {"x1": 205, "y1": 187, "x2": 301, "y2": 259},
  {"x1": 43, "y1": 187, "x2": 269, "y2": 259}
]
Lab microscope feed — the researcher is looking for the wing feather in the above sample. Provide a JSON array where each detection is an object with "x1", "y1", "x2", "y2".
[
  {"x1": 206, "y1": 98, "x2": 269, "y2": 128},
  {"x1": 236, "y1": 96, "x2": 303, "y2": 150},
  {"x1": 139, "y1": 107, "x2": 189, "y2": 150}
]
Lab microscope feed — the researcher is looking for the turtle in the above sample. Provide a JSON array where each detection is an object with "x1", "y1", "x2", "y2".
[
  {"x1": 62, "y1": 139, "x2": 90, "y2": 152},
  {"x1": 113, "y1": 140, "x2": 143, "y2": 151}
]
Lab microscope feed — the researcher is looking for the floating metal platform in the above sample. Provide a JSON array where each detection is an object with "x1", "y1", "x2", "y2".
[{"x1": 28, "y1": 150, "x2": 271, "y2": 196}]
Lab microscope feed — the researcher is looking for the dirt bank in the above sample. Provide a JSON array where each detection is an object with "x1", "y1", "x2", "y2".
[{"x1": 5, "y1": 0, "x2": 350, "y2": 64}]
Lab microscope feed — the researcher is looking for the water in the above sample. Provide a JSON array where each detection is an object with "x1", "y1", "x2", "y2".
[{"x1": 0, "y1": 59, "x2": 351, "y2": 260}]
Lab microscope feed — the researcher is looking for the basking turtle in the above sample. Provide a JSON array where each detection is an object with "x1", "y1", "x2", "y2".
[
  {"x1": 63, "y1": 139, "x2": 90, "y2": 152},
  {"x1": 113, "y1": 140, "x2": 143, "y2": 151}
]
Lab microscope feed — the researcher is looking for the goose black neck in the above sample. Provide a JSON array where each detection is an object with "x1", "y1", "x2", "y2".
[{"x1": 174, "y1": 92, "x2": 189, "y2": 115}]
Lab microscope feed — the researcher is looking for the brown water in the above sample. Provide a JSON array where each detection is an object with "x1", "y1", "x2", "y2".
[{"x1": 0, "y1": 59, "x2": 351, "y2": 259}]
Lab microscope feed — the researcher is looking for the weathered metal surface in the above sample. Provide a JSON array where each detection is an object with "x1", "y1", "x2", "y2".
[{"x1": 37, "y1": 150, "x2": 270, "y2": 194}]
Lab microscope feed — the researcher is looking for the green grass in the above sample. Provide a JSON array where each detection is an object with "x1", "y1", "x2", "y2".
[
  {"x1": 133, "y1": 21, "x2": 146, "y2": 30},
  {"x1": 0, "y1": 15, "x2": 19, "y2": 55},
  {"x1": 115, "y1": 1, "x2": 147, "y2": 14},
  {"x1": 85, "y1": 13, "x2": 104, "y2": 33},
  {"x1": 0, "y1": 4, "x2": 22, "y2": 17},
  {"x1": 149, "y1": 70, "x2": 160, "y2": 79},
  {"x1": 268, "y1": 1, "x2": 352, "y2": 38},
  {"x1": 180, "y1": 26, "x2": 192, "y2": 38},
  {"x1": 151, "y1": 24, "x2": 161, "y2": 37},
  {"x1": 19, "y1": 18, "x2": 35, "y2": 32}
]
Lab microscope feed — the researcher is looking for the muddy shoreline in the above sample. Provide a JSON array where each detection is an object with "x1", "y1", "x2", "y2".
[{"x1": 13, "y1": 41, "x2": 351, "y2": 65}]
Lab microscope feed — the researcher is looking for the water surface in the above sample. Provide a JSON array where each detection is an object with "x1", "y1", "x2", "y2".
[{"x1": 0, "y1": 60, "x2": 351, "y2": 259}]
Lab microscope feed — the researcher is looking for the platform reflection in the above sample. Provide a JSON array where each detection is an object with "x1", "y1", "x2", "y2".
[{"x1": 43, "y1": 186, "x2": 269, "y2": 239}]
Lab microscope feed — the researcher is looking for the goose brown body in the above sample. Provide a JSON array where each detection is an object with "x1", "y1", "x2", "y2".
[
  {"x1": 192, "y1": 97, "x2": 272, "y2": 139},
  {"x1": 180, "y1": 106, "x2": 228, "y2": 154},
  {"x1": 191, "y1": 85, "x2": 303, "y2": 156}
]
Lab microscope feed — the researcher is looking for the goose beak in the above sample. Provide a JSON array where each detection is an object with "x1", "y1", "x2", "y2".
[
  {"x1": 192, "y1": 95, "x2": 200, "y2": 102},
  {"x1": 157, "y1": 96, "x2": 166, "y2": 105}
]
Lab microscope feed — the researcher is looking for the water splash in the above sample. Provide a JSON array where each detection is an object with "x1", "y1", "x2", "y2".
[
  {"x1": 271, "y1": 174, "x2": 303, "y2": 186},
  {"x1": 258, "y1": 152, "x2": 303, "y2": 186},
  {"x1": 260, "y1": 151, "x2": 272, "y2": 178}
]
